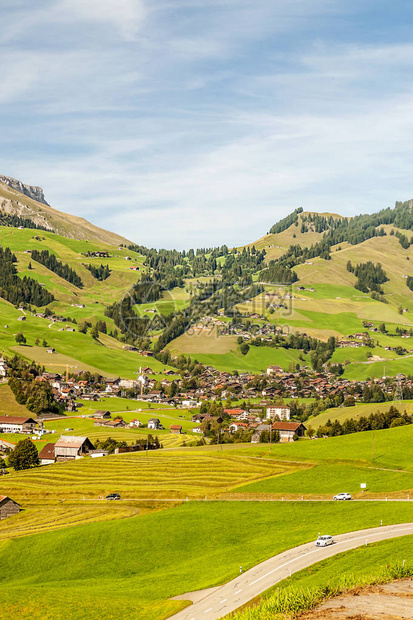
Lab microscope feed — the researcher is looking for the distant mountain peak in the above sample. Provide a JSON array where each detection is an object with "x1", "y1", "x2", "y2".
[
  {"x1": 0, "y1": 175, "x2": 49, "y2": 206},
  {"x1": 0, "y1": 175, "x2": 132, "y2": 246}
]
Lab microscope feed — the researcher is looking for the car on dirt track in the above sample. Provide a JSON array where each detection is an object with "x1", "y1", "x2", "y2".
[
  {"x1": 315, "y1": 535, "x2": 334, "y2": 547},
  {"x1": 333, "y1": 492, "x2": 352, "y2": 500},
  {"x1": 106, "y1": 493, "x2": 121, "y2": 500}
]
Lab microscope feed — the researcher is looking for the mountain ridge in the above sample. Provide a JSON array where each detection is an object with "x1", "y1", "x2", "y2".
[
  {"x1": 0, "y1": 176, "x2": 132, "y2": 247},
  {"x1": 0, "y1": 175, "x2": 49, "y2": 206}
]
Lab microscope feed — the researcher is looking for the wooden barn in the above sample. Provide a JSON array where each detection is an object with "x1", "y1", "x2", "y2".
[
  {"x1": 0, "y1": 496, "x2": 20, "y2": 520},
  {"x1": 54, "y1": 436, "x2": 95, "y2": 461}
]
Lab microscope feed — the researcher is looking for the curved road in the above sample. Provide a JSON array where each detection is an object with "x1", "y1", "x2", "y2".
[{"x1": 169, "y1": 523, "x2": 413, "y2": 620}]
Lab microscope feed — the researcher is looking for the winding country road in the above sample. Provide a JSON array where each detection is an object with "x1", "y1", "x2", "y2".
[{"x1": 169, "y1": 522, "x2": 413, "y2": 620}]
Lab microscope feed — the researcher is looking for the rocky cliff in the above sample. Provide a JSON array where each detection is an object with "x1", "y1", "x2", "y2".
[
  {"x1": 0, "y1": 175, "x2": 132, "y2": 246},
  {"x1": 0, "y1": 175, "x2": 49, "y2": 206}
]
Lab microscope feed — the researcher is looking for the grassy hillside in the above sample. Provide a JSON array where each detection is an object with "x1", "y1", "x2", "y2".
[
  {"x1": 307, "y1": 401, "x2": 413, "y2": 429},
  {"x1": 165, "y1": 210, "x2": 413, "y2": 374},
  {"x1": 222, "y1": 423, "x2": 413, "y2": 471},
  {"x1": 3, "y1": 197, "x2": 413, "y2": 378},
  {"x1": 0, "y1": 228, "x2": 181, "y2": 378},
  {"x1": 0, "y1": 383, "x2": 32, "y2": 417},
  {"x1": 235, "y1": 463, "x2": 413, "y2": 496},
  {"x1": 0, "y1": 181, "x2": 131, "y2": 245},
  {"x1": 0, "y1": 501, "x2": 411, "y2": 620}
]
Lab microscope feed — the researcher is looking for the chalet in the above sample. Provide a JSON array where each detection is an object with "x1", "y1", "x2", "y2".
[
  {"x1": 129, "y1": 419, "x2": 143, "y2": 428},
  {"x1": 267, "y1": 365, "x2": 283, "y2": 376},
  {"x1": 0, "y1": 496, "x2": 20, "y2": 520},
  {"x1": 47, "y1": 348, "x2": 56, "y2": 354},
  {"x1": 181, "y1": 399, "x2": 197, "y2": 408},
  {"x1": 266, "y1": 406, "x2": 290, "y2": 421},
  {"x1": 17, "y1": 316, "x2": 26, "y2": 321},
  {"x1": 170, "y1": 424, "x2": 182, "y2": 434},
  {"x1": 192, "y1": 414, "x2": 205, "y2": 423},
  {"x1": 104, "y1": 418, "x2": 127, "y2": 428},
  {"x1": 42, "y1": 372, "x2": 60, "y2": 382},
  {"x1": 224, "y1": 408, "x2": 246, "y2": 420},
  {"x1": 81, "y1": 393, "x2": 100, "y2": 401},
  {"x1": 251, "y1": 423, "x2": 272, "y2": 443},
  {"x1": 0, "y1": 356, "x2": 8, "y2": 378},
  {"x1": 228, "y1": 422, "x2": 249, "y2": 433},
  {"x1": 192, "y1": 426, "x2": 202, "y2": 434},
  {"x1": 38, "y1": 443, "x2": 56, "y2": 465},
  {"x1": 66, "y1": 401, "x2": 77, "y2": 413},
  {"x1": 272, "y1": 421, "x2": 306, "y2": 443},
  {"x1": 93, "y1": 410, "x2": 111, "y2": 420},
  {"x1": 54, "y1": 436, "x2": 95, "y2": 461},
  {"x1": 148, "y1": 418, "x2": 163, "y2": 430},
  {"x1": 0, "y1": 416, "x2": 37, "y2": 434}
]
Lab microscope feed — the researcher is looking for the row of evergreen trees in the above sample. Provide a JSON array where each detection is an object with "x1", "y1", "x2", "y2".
[
  {"x1": 0, "y1": 246, "x2": 53, "y2": 306},
  {"x1": 316, "y1": 406, "x2": 411, "y2": 437},
  {"x1": 347, "y1": 260, "x2": 388, "y2": 294},
  {"x1": 7, "y1": 355, "x2": 61, "y2": 415},
  {"x1": 0, "y1": 210, "x2": 49, "y2": 232},
  {"x1": 31, "y1": 249, "x2": 83, "y2": 288},
  {"x1": 269, "y1": 207, "x2": 303, "y2": 234},
  {"x1": 260, "y1": 262, "x2": 298, "y2": 284},
  {"x1": 84, "y1": 263, "x2": 111, "y2": 280}
]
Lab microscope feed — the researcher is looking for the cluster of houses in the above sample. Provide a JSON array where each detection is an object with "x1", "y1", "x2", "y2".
[
  {"x1": 28, "y1": 354, "x2": 413, "y2": 415},
  {"x1": 192, "y1": 405, "x2": 306, "y2": 443}
]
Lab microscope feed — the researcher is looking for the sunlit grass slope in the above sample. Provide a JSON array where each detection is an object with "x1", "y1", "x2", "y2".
[{"x1": 0, "y1": 501, "x2": 411, "y2": 620}]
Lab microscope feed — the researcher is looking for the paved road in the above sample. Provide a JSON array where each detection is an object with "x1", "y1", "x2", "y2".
[{"x1": 169, "y1": 523, "x2": 413, "y2": 620}]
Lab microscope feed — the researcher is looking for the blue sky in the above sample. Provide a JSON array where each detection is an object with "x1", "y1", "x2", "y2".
[{"x1": 1, "y1": 1, "x2": 413, "y2": 248}]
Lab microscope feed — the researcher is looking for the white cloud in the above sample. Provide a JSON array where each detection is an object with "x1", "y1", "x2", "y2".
[
  {"x1": 54, "y1": 0, "x2": 146, "y2": 40},
  {"x1": 2, "y1": 3, "x2": 413, "y2": 247}
]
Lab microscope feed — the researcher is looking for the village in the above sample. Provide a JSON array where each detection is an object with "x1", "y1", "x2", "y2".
[{"x1": 0, "y1": 346, "x2": 410, "y2": 475}]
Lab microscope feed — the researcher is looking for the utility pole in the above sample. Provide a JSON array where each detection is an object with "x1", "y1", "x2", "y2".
[{"x1": 372, "y1": 432, "x2": 375, "y2": 461}]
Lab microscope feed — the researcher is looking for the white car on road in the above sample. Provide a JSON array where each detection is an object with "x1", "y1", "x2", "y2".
[
  {"x1": 315, "y1": 535, "x2": 334, "y2": 547},
  {"x1": 333, "y1": 493, "x2": 352, "y2": 500}
]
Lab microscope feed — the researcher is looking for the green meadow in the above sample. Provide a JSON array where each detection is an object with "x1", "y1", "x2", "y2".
[
  {"x1": 192, "y1": 347, "x2": 309, "y2": 373},
  {"x1": 0, "y1": 298, "x2": 179, "y2": 378},
  {"x1": 343, "y1": 356, "x2": 413, "y2": 379},
  {"x1": 220, "y1": 424, "x2": 413, "y2": 471},
  {"x1": 0, "y1": 501, "x2": 412, "y2": 620},
  {"x1": 307, "y1": 401, "x2": 413, "y2": 429},
  {"x1": 235, "y1": 463, "x2": 413, "y2": 496}
]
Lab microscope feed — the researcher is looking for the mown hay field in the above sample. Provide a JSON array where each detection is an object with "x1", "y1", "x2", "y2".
[
  {"x1": 0, "y1": 500, "x2": 166, "y2": 540},
  {"x1": 0, "y1": 451, "x2": 292, "y2": 500}
]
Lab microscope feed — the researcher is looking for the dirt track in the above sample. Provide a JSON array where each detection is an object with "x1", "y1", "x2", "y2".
[{"x1": 301, "y1": 579, "x2": 413, "y2": 619}]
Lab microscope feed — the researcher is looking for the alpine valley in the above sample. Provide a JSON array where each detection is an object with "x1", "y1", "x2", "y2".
[{"x1": 0, "y1": 176, "x2": 412, "y2": 620}]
